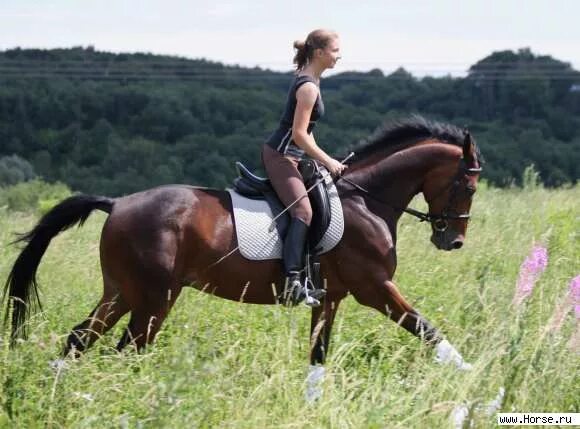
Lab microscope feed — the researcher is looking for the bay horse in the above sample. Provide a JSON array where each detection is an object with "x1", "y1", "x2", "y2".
[{"x1": 3, "y1": 117, "x2": 482, "y2": 373}]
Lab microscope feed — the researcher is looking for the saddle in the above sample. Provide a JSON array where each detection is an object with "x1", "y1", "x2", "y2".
[{"x1": 232, "y1": 159, "x2": 332, "y2": 249}]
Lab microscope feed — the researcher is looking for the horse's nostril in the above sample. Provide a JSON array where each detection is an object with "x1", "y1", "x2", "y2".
[{"x1": 452, "y1": 240, "x2": 463, "y2": 249}]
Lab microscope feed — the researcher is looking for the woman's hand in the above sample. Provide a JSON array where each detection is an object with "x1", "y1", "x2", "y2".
[{"x1": 324, "y1": 158, "x2": 348, "y2": 177}]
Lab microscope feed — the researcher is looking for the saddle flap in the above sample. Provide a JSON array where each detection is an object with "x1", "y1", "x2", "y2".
[{"x1": 298, "y1": 159, "x2": 332, "y2": 247}]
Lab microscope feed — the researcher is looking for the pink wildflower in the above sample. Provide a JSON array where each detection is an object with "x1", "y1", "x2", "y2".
[
  {"x1": 569, "y1": 326, "x2": 580, "y2": 354},
  {"x1": 548, "y1": 275, "x2": 580, "y2": 333},
  {"x1": 570, "y1": 275, "x2": 580, "y2": 320},
  {"x1": 513, "y1": 245, "x2": 548, "y2": 306},
  {"x1": 569, "y1": 276, "x2": 580, "y2": 354}
]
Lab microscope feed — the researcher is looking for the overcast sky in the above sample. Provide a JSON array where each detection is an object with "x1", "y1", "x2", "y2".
[{"x1": 1, "y1": 0, "x2": 578, "y2": 76}]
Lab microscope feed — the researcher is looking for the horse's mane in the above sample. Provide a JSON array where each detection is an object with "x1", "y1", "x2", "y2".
[{"x1": 349, "y1": 115, "x2": 477, "y2": 162}]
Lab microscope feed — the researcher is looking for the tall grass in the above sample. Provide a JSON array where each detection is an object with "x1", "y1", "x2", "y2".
[{"x1": 0, "y1": 184, "x2": 578, "y2": 428}]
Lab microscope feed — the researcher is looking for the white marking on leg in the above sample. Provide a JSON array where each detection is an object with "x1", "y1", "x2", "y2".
[
  {"x1": 435, "y1": 339, "x2": 473, "y2": 371},
  {"x1": 305, "y1": 364, "x2": 325, "y2": 403}
]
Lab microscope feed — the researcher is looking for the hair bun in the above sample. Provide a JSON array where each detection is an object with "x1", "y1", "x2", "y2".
[
  {"x1": 292, "y1": 30, "x2": 337, "y2": 71},
  {"x1": 293, "y1": 40, "x2": 305, "y2": 50}
]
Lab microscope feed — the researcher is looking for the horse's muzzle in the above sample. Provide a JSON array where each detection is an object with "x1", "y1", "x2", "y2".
[{"x1": 431, "y1": 232, "x2": 464, "y2": 251}]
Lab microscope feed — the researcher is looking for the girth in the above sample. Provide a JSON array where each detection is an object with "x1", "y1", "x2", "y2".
[{"x1": 232, "y1": 160, "x2": 332, "y2": 249}]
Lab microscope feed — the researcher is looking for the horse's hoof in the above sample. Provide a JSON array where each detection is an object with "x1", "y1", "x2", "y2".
[{"x1": 434, "y1": 339, "x2": 472, "y2": 371}]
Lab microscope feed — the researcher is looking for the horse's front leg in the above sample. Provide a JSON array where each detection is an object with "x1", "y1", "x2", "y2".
[
  {"x1": 351, "y1": 277, "x2": 472, "y2": 370},
  {"x1": 358, "y1": 278, "x2": 440, "y2": 342},
  {"x1": 305, "y1": 295, "x2": 343, "y2": 402},
  {"x1": 309, "y1": 297, "x2": 342, "y2": 365}
]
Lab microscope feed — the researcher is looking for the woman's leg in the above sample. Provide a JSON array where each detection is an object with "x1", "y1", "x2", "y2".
[
  {"x1": 262, "y1": 145, "x2": 312, "y2": 225},
  {"x1": 262, "y1": 145, "x2": 324, "y2": 306}
]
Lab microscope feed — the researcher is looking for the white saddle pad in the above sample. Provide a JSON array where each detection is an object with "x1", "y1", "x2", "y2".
[{"x1": 227, "y1": 175, "x2": 344, "y2": 260}]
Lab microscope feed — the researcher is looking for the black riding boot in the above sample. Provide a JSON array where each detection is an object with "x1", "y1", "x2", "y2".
[{"x1": 282, "y1": 218, "x2": 326, "y2": 307}]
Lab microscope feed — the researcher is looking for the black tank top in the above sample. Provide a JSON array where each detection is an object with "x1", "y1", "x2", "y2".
[{"x1": 265, "y1": 74, "x2": 325, "y2": 159}]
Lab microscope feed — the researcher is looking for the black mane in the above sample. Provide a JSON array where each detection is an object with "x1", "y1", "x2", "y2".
[{"x1": 349, "y1": 115, "x2": 471, "y2": 162}]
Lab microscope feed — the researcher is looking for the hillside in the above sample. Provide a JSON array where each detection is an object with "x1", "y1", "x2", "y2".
[{"x1": 1, "y1": 47, "x2": 579, "y2": 194}]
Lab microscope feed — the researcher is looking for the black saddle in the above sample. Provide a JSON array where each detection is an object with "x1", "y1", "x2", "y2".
[{"x1": 232, "y1": 160, "x2": 332, "y2": 249}]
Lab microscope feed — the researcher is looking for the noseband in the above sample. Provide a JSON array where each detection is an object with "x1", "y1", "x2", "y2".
[{"x1": 341, "y1": 159, "x2": 482, "y2": 232}]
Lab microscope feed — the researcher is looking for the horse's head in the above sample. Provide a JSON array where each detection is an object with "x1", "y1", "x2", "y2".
[{"x1": 422, "y1": 132, "x2": 482, "y2": 251}]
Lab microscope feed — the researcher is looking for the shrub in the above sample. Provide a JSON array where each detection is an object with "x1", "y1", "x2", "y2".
[
  {"x1": 0, "y1": 155, "x2": 37, "y2": 186},
  {"x1": 522, "y1": 164, "x2": 542, "y2": 190},
  {"x1": 0, "y1": 179, "x2": 72, "y2": 213}
]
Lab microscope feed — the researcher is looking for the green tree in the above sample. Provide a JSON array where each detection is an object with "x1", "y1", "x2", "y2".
[{"x1": 0, "y1": 154, "x2": 36, "y2": 185}]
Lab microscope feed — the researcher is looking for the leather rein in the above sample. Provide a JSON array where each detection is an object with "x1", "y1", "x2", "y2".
[{"x1": 338, "y1": 159, "x2": 482, "y2": 232}]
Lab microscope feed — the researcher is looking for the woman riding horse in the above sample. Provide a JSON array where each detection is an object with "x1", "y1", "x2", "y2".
[{"x1": 262, "y1": 29, "x2": 347, "y2": 307}]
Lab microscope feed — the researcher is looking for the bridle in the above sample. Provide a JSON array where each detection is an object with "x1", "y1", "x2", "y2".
[{"x1": 340, "y1": 159, "x2": 482, "y2": 233}]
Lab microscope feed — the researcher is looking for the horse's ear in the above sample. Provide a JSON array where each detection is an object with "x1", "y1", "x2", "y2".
[{"x1": 462, "y1": 129, "x2": 476, "y2": 165}]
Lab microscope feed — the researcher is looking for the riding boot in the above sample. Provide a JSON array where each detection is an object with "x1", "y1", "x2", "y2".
[{"x1": 282, "y1": 218, "x2": 326, "y2": 307}]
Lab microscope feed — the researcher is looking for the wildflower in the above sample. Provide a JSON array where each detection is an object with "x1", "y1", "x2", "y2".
[
  {"x1": 570, "y1": 275, "x2": 580, "y2": 320},
  {"x1": 550, "y1": 275, "x2": 580, "y2": 331},
  {"x1": 569, "y1": 275, "x2": 580, "y2": 354},
  {"x1": 512, "y1": 245, "x2": 548, "y2": 306},
  {"x1": 547, "y1": 275, "x2": 579, "y2": 332},
  {"x1": 569, "y1": 326, "x2": 580, "y2": 354}
]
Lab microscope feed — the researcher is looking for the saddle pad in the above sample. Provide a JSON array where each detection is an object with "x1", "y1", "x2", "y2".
[{"x1": 227, "y1": 176, "x2": 344, "y2": 260}]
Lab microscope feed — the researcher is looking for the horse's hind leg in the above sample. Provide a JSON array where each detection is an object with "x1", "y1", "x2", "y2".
[
  {"x1": 63, "y1": 281, "x2": 129, "y2": 357},
  {"x1": 116, "y1": 282, "x2": 183, "y2": 352}
]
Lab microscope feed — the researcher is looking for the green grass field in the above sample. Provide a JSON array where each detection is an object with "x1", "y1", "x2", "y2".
[{"x1": 0, "y1": 184, "x2": 578, "y2": 428}]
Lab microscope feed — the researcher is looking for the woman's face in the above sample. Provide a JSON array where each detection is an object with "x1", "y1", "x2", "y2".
[{"x1": 317, "y1": 37, "x2": 341, "y2": 69}]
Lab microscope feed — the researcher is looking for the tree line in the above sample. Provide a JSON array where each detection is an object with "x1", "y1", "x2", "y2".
[{"x1": 0, "y1": 46, "x2": 578, "y2": 195}]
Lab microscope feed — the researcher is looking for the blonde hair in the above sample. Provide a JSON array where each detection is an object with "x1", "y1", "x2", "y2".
[{"x1": 293, "y1": 29, "x2": 338, "y2": 71}]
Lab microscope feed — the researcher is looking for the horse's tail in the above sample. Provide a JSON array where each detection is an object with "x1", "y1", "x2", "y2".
[{"x1": 2, "y1": 194, "x2": 114, "y2": 344}]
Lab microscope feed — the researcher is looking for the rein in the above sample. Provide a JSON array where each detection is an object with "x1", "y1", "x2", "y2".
[{"x1": 339, "y1": 160, "x2": 482, "y2": 231}]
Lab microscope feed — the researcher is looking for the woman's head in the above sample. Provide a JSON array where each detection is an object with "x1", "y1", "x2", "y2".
[{"x1": 293, "y1": 29, "x2": 340, "y2": 72}]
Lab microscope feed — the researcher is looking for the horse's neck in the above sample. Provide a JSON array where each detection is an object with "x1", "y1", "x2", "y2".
[{"x1": 345, "y1": 143, "x2": 460, "y2": 220}]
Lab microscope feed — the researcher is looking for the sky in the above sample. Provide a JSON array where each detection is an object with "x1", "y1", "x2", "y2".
[{"x1": 1, "y1": 0, "x2": 579, "y2": 77}]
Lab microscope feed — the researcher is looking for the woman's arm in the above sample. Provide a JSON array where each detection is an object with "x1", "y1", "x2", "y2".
[{"x1": 292, "y1": 82, "x2": 346, "y2": 176}]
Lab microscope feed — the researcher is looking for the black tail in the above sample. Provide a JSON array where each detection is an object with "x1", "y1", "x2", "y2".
[{"x1": 2, "y1": 194, "x2": 114, "y2": 344}]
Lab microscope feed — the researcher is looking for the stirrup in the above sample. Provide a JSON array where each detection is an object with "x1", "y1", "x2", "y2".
[
  {"x1": 302, "y1": 276, "x2": 326, "y2": 308},
  {"x1": 281, "y1": 273, "x2": 325, "y2": 307}
]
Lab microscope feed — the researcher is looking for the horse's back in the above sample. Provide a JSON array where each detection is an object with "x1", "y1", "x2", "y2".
[{"x1": 99, "y1": 185, "x2": 233, "y2": 279}]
